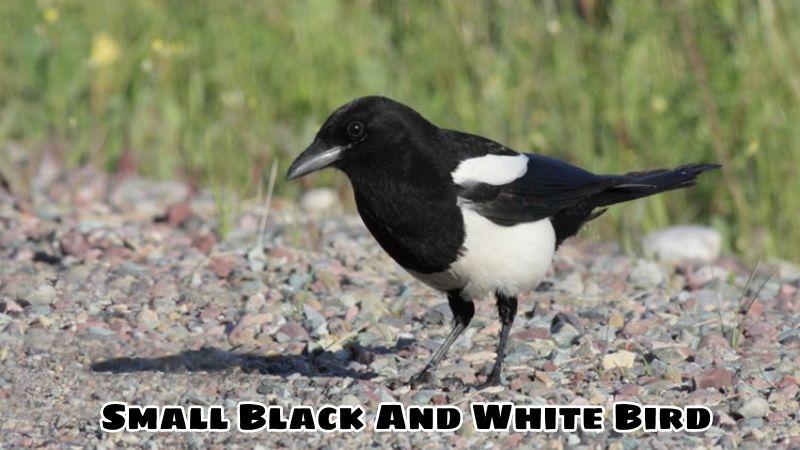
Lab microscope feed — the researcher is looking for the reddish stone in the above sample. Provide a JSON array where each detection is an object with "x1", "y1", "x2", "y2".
[
  {"x1": 514, "y1": 327, "x2": 550, "y2": 341},
  {"x1": 776, "y1": 383, "x2": 799, "y2": 400},
  {"x1": 616, "y1": 384, "x2": 639, "y2": 396},
  {"x1": 623, "y1": 318, "x2": 658, "y2": 335},
  {"x1": 638, "y1": 376, "x2": 661, "y2": 385},
  {"x1": 698, "y1": 333, "x2": 730, "y2": 349},
  {"x1": 192, "y1": 233, "x2": 217, "y2": 254},
  {"x1": 779, "y1": 283, "x2": 798, "y2": 298},
  {"x1": 505, "y1": 434, "x2": 524, "y2": 447},
  {"x1": 103, "y1": 246, "x2": 132, "y2": 260},
  {"x1": 345, "y1": 306, "x2": 359, "y2": 322},
  {"x1": 746, "y1": 300, "x2": 765, "y2": 318},
  {"x1": 776, "y1": 375, "x2": 798, "y2": 388},
  {"x1": 692, "y1": 367, "x2": 734, "y2": 391},
  {"x1": 276, "y1": 322, "x2": 309, "y2": 341},
  {"x1": 431, "y1": 394, "x2": 448, "y2": 405},
  {"x1": 542, "y1": 361, "x2": 557, "y2": 372},
  {"x1": 268, "y1": 246, "x2": 297, "y2": 262},
  {"x1": 509, "y1": 376, "x2": 529, "y2": 391},
  {"x1": 199, "y1": 305, "x2": 222, "y2": 319},
  {"x1": 745, "y1": 321, "x2": 777, "y2": 340},
  {"x1": 60, "y1": 230, "x2": 89, "y2": 257},
  {"x1": 767, "y1": 412, "x2": 789, "y2": 424},
  {"x1": 208, "y1": 256, "x2": 236, "y2": 278},
  {"x1": 165, "y1": 203, "x2": 194, "y2": 227}
]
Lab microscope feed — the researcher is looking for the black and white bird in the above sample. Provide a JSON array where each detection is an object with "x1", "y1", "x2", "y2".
[{"x1": 287, "y1": 96, "x2": 719, "y2": 387}]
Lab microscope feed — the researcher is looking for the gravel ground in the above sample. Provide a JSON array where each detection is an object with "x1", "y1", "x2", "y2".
[{"x1": 1, "y1": 165, "x2": 799, "y2": 449}]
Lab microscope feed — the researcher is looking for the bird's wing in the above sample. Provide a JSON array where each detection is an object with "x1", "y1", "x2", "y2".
[{"x1": 454, "y1": 153, "x2": 621, "y2": 225}]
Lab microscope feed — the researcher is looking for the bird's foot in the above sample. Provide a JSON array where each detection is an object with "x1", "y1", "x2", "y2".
[
  {"x1": 407, "y1": 370, "x2": 434, "y2": 389},
  {"x1": 477, "y1": 370, "x2": 502, "y2": 389}
]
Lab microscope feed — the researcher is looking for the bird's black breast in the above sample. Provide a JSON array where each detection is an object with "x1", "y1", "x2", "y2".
[{"x1": 348, "y1": 169, "x2": 465, "y2": 275}]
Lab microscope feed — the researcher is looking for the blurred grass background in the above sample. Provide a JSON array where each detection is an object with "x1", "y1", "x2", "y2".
[{"x1": 0, "y1": 0, "x2": 798, "y2": 261}]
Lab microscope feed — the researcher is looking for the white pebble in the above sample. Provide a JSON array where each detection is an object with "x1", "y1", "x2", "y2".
[{"x1": 643, "y1": 225, "x2": 721, "y2": 263}]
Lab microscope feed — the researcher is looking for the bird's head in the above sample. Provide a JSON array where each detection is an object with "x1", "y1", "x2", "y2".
[{"x1": 286, "y1": 96, "x2": 435, "y2": 180}]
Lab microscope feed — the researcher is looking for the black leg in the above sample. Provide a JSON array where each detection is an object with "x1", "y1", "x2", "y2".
[
  {"x1": 482, "y1": 291, "x2": 518, "y2": 387},
  {"x1": 408, "y1": 290, "x2": 474, "y2": 387}
]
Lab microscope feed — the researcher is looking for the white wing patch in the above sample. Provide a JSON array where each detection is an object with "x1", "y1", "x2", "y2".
[{"x1": 451, "y1": 153, "x2": 528, "y2": 186}]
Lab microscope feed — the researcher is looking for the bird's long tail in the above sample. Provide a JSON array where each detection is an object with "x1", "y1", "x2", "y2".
[{"x1": 592, "y1": 163, "x2": 721, "y2": 208}]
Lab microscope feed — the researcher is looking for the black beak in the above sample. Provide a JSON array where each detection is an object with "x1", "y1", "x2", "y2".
[{"x1": 286, "y1": 141, "x2": 345, "y2": 181}]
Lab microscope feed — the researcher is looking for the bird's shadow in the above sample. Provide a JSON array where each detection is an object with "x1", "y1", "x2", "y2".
[{"x1": 90, "y1": 339, "x2": 415, "y2": 380}]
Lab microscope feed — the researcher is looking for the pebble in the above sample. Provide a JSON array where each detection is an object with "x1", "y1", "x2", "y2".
[
  {"x1": 300, "y1": 188, "x2": 339, "y2": 213},
  {"x1": 692, "y1": 367, "x2": 734, "y2": 390},
  {"x1": 24, "y1": 284, "x2": 57, "y2": 305},
  {"x1": 736, "y1": 397, "x2": 770, "y2": 418},
  {"x1": 550, "y1": 313, "x2": 581, "y2": 347},
  {"x1": 628, "y1": 259, "x2": 665, "y2": 286},
  {"x1": 137, "y1": 308, "x2": 159, "y2": 329},
  {"x1": 602, "y1": 350, "x2": 636, "y2": 370},
  {"x1": 164, "y1": 203, "x2": 194, "y2": 227},
  {"x1": 60, "y1": 230, "x2": 90, "y2": 257},
  {"x1": 643, "y1": 225, "x2": 722, "y2": 263},
  {"x1": 303, "y1": 304, "x2": 327, "y2": 334},
  {"x1": 551, "y1": 323, "x2": 581, "y2": 347}
]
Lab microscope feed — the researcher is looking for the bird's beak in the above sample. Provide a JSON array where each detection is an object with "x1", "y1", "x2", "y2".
[{"x1": 286, "y1": 141, "x2": 344, "y2": 181}]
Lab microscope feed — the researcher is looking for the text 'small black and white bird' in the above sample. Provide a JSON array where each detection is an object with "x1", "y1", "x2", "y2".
[{"x1": 287, "y1": 96, "x2": 719, "y2": 387}]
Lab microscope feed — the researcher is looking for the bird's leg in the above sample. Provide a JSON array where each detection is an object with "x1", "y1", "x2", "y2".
[
  {"x1": 408, "y1": 290, "x2": 474, "y2": 388},
  {"x1": 482, "y1": 291, "x2": 518, "y2": 387}
]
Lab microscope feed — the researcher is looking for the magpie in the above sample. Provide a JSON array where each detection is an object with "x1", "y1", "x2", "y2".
[{"x1": 286, "y1": 96, "x2": 719, "y2": 387}]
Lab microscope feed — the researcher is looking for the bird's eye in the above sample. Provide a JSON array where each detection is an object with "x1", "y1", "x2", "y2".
[{"x1": 346, "y1": 121, "x2": 365, "y2": 139}]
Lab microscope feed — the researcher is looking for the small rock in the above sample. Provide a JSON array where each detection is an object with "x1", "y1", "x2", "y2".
[
  {"x1": 191, "y1": 233, "x2": 217, "y2": 254},
  {"x1": 550, "y1": 313, "x2": 581, "y2": 347},
  {"x1": 302, "y1": 304, "x2": 327, "y2": 334},
  {"x1": 208, "y1": 256, "x2": 236, "y2": 278},
  {"x1": 421, "y1": 303, "x2": 448, "y2": 326},
  {"x1": 137, "y1": 308, "x2": 158, "y2": 330},
  {"x1": 24, "y1": 284, "x2": 58, "y2": 305},
  {"x1": 558, "y1": 272, "x2": 584, "y2": 295},
  {"x1": 628, "y1": 260, "x2": 665, "y2": 286},
  {"x1": 274, "y1": 322, "x2": 309, "y2": 343},
  {"x1": 88, "y1": 325, "x2": 115, "y2": 336},
  {"x1": 692, "y1": 367, "x2": 734, "y2": 390},
  {"x1": 163, "y1": 203, "x2": 194, "y2": 227},
  {"x1": 244, "y1": 293, "x2": 266, "y2": 313},
  {"x1": 689, "y1": 265, "x2": 729, "y2": 289},
  {"x1": 602, "y1": 350, "x2": 636, "y2": 370},
  {"x1": 643, "y1": 225, "x2": 721, "y2": 263},
  {"x1": 552, "y1": 323, "x2": 581, "y2": 347},
  {"x1": 736, "y1": 397, "x2": 769, "y2": 419},
  {"x1": 30, "y1": 304, "x2": 51, "y2": 316},
  {"x1": 246, "y1": 245, "x2": 267, "y2": 272},
  {"x1": 535, "y1": 371, "x2": 555, "y2": 388},
  {"x1": 288, "y1": 273, "x2": 311, "y2": 291},
  {"x1": 698, "y1": 333, "x2": 730, "y2": 350},
  {"x1": 60, "y1": 230, "x2": 90, "y2": 257},
  {"x1": 341, "y1": 395, "x2": 360, "y2": 406},
  {"x1": 514, "y1": 327, "x2": 550, "y2": 341},
  {"x1": 300, "y1": 188, "x2": 339, "y2": 213},
  {"x1": 608, "y1": 313, "x2": 625, "y2": 329}
]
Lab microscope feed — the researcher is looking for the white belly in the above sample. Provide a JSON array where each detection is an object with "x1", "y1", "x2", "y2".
[{"x1": 408, "y1": 208, "x2": 556, "y2": 300}]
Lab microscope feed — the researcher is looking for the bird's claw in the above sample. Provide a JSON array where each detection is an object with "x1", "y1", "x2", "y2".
[
  {"x1": 477, "y1": 371, "x2": 502, "y2": 389},
  {"x1": 407, "y1": 370, "x2": 433, "y2": 389}
]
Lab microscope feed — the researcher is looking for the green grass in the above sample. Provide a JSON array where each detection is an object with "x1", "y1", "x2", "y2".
[{"x1": 1, "y1": 0, "x2": 798, "y2": 261}]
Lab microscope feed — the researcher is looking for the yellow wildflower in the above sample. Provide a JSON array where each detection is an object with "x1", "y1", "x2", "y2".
[
  {"x1": 651, "y1": 95, "x2": 668, "y2": 113},
  {"x1": 89, "y1": 32, "x2": 120, "y2": 68},
  {"x1": 746, "y1": 140, "x2": 760, "y2": 156},
  {"x1": 151, "y1": 38, "x2": 165, "y2": 52},
  {"x1": 43, "y1": 7, "x2": 59, "y2": 24}
]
